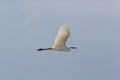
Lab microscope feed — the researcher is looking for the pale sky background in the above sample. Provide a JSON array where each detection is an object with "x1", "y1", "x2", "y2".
[{"x1": 0, "y1": 0, "x2": 120, "y2": 80}]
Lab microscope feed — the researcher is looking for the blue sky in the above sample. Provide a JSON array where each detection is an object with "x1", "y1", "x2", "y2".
[{"x1": 0, "y1": 0, "x2": 120, "y2": 80}]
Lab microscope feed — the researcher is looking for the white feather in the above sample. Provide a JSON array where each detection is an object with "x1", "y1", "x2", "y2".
[{"x1": 53, "y1": 24, "x2": 70, "y2": 48}]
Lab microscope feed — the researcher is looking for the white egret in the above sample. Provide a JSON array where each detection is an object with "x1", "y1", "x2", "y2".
[{"x1": 37, "y1": 24, "x2": 76, "y2": 52}]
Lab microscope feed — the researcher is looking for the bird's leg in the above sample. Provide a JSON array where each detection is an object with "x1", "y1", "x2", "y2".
[
  {"x1": 37, "y1": 48, "x2": 52, "y2": 51},
  {"x1": 70, "y1": 47, "x2": 77, "y2": 49}
]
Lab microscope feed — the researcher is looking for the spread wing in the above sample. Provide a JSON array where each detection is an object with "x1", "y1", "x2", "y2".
[{"x1": 53, "y1": 25, "x2": 70, "y2": 48}]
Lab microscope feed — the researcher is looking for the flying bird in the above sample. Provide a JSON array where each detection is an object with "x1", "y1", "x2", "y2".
[{"x1": 37, "y1": 24, "x2": 76, "y2": 52}]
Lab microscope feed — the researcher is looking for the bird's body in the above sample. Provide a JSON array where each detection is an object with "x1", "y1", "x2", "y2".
[{"x1": 37, "y1": 24, "x2": 76, "y2": 52}]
